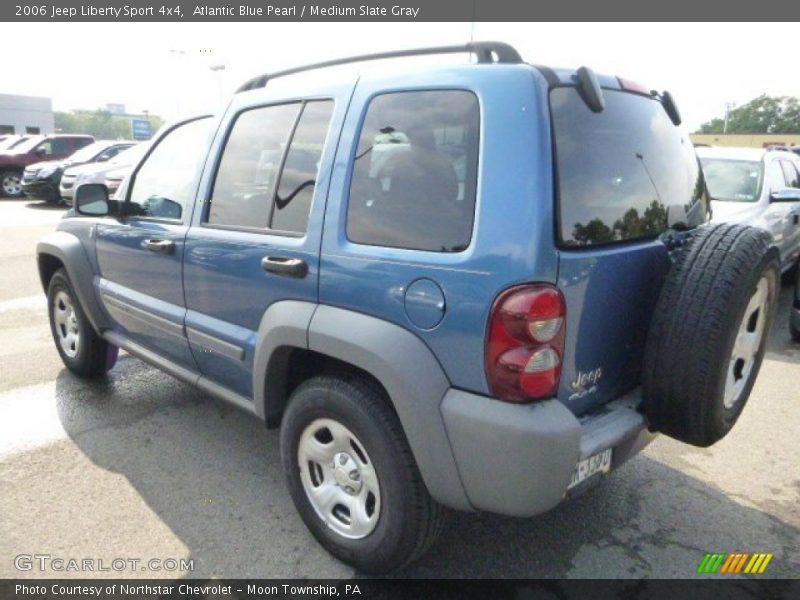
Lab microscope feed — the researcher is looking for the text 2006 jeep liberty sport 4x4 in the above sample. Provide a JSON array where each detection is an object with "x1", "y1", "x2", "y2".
[{"x1": 37, "y1": 43, "x2": 780, "y2": 572}]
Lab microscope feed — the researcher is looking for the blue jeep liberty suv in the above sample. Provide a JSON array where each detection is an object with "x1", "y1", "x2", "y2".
[{"x1": 37, "y1": 43, "x2": 780, "y2": 572}]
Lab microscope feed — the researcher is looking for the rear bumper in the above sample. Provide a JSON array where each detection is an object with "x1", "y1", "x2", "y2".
[{"x1": 441, "y1": 389, "x2": 655, "y2": 517}]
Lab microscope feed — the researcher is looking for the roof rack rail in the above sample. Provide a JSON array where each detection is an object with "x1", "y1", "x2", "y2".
[{"x1": 236, "y1": 41, "x2": 523, "y2": 93}]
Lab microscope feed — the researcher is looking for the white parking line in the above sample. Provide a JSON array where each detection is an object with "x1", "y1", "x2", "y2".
[
  {"x1": 0, "y1": 294, "x2": 46, "y2": 313},
  {"x1": 0, "y1": 381, "x2": 67, "y2": 459}
]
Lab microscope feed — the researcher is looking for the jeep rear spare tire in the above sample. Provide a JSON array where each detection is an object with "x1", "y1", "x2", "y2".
[{"x1": 642, "y1": 224, "x2": 779, "y2": 447}]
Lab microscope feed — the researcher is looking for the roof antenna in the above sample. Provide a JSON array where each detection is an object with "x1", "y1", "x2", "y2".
[{"x1": 469, "y1": 0, "x2": 476, "y2": 47}]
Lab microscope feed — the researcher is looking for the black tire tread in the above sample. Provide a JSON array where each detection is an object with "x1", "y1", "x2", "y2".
[
  {"x1": 642, "y1": 224, "x2": 775, "y2": 446},
  {"x1": 47, "y1": 268, "x2": 110, "y2": 378},
  {"x1": 282, "y1": 373, "x2": 447, "y2": 573}
]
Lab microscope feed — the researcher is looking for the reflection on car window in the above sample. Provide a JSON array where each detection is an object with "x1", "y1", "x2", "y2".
[
  {"x1": 765, "y1": 162, "x2": 787, "y2": 195},
  {"x1": 271, "y1": 101, "x2": 334, "y2": 233},
  {"x1": 780, "y1": 160, "x2": 800, "y2": 188},
  {"x1": 209, "y1": 103, "x2": 300, "y2": 229},
  {"x1": 347, "y1": 90, "x2": 479, "y2": 252},
  {"x1": 128, "y1": 117, "x2": 212, "y2": 221},
  {"x1": 552, "y1": 87, "x2": 705, "y2": 246},
  {"x1": 700, "y1": 159, "x2": 762, "y2": 202}
]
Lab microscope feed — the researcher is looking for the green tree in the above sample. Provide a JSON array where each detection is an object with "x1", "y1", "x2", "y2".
[
  {"x1": 572, "y1": 218, "x2": 615, "y2": 245},
  {"x1": 54, "y1": 109, "x2": 164, "y2": 140},
  {"x1": 697, "y1": 95, "x2": 800, "y2": 134}
]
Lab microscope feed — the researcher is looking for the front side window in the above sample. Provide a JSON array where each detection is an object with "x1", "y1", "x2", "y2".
[
  {"x1": 347, "y1": 90, "x2": 479, "y2": 252},
  {"x1": 50, "y1": 138, "x2": 72, "y2": 155},
  {"x1": 552, "y1": 87, "x2": 705, "y2": 246},
  {"x1": 700, "y1": 159, "x2": 763, "y2": 202},
  {"x1": 127, "y1": 117, "x2": 212, "y2": 221}
]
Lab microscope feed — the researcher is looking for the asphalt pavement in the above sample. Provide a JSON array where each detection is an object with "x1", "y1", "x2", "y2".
[{"x1": 0, "y1": 196, "x2": 798, "y2": 579}]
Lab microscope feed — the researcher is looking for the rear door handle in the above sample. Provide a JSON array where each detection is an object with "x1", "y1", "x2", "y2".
[
  {"x1": 144, "y1": 239, "x2": 175, "y2": 255},
  {"x1": 261, "y1": 256, "x2": 308, "y2": 278}
]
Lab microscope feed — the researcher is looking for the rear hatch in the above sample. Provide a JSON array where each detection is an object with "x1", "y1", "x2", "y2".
[{"x1": 550, "y1": 83, "x2": 706, "y2": 416}]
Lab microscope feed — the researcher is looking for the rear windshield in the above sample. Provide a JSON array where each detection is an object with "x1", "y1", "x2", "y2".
[
  {"x1": 551, "y1": 87, "x2": 704, "y2": 247},
  {"x1": 700, "y1": 158, "x2": 762, "y2": 202}
]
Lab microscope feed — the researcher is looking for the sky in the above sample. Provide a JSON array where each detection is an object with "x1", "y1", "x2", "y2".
[{"x1": 4, "y1": 22, "x2": 799, "y2": 132}]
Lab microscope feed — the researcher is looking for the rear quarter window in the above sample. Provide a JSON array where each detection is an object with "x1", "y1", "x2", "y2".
[
  {"x1": 346, "y1": 90, "x2": 479, "y2": 252},
  {"x1": 551, "y1": 87, "x2": 704, "y2": 247}
]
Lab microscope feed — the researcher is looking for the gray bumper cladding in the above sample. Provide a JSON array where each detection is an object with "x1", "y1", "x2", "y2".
[{"x1": 441, "y1": 389, "x2": 654, "y2": 517}]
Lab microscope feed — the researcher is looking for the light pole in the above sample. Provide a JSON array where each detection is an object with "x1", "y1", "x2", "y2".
[{"x1": 209, "y1": 64, "x2": 226, "y2": 103}]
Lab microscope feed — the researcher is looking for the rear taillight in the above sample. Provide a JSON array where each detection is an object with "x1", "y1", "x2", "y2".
[{"x1": 485, "y1": 284, "x2": 566, "y2": 403}]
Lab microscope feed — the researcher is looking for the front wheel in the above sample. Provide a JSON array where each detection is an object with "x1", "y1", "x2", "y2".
[
  {"x1": 280, "y1": 374, "x2": 446, "y2": 573},
  {"x1": 47, "y1": 268, "x2": 114, "y2": 378},
  {"x1": 0, "y1": 170, "x2": 23, "y2": 198}
]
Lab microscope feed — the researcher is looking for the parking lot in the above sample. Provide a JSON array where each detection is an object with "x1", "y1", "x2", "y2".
[{"x1": 0, "y1": 196, "x2": 798, "y2": 579}]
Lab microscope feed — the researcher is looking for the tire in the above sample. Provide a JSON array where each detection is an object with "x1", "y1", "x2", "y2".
[
  {"x1": 47, "y1": 268, "x2": 113, "y2": 378},
  {"x1": 0, "y1": 170, "x2": 23, "y2": 198},
  {"x1": 280, "y1": 374, "x2": 447, "y2": 573},
  {"x1": 642, "y1": 224, "x2": 779, "y2": 447}
]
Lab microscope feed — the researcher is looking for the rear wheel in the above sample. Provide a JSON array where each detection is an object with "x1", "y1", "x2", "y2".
[
  {"x1": 0, "y1": 170, "x2": 23, "y2": 198},
  {"x1": 47, "y1": 268, "x2": 114, "y2": 378},
  {"x1": 643, "y1": 224, "x2": 779, "y2": 447},
  {"x1": 280, "y1": 374, "x2": 446, "y2": 573}
]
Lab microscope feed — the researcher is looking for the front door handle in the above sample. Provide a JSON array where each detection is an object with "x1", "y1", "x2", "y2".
[
  {"x1": 144, "y1": 239, "x2": 175, "y2": 255},
  {"x1": 261, "y1": 256, "x2": 308, "y2": 278}
]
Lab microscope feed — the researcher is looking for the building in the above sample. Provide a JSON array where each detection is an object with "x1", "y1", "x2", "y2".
[
  {"x1": 0, "y1": 94, "x2": 54, "y2": 135},
  {"x1": 690, "y1": 133, "x2": 800, "y2": 149}
]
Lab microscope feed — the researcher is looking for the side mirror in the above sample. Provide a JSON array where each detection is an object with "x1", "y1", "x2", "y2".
[
  {"x1": 34, "y1": 147, "x2": 46, "y2": 156},
  {"x1": 770, "y1": 188, "x2": 800, "y2": 203},
  {"x1": 75, "y1": 183, "x2": 110, "y2": 216}
]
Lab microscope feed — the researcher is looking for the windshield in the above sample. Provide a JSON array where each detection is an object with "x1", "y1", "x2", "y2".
[
  {"x1": 551, "y1": 87, "x2": 705, "y2": 247},
  {"x1": 110, "y1": 142, "x2": 147, "y2": 165},
  {"x1": 68, "y1": 142, "x2": 112, "y2": 163},
  {"x1": 700, "y1": 158, "x2": 763, "y2": 202},
  {"x1": 5, "y1": 136, "x2": 42, "y2": 153}
]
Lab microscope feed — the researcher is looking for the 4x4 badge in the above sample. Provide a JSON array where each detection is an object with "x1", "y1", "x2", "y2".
[{"x1": 569, "y1": 368, "x2": 603, "y2": 401}]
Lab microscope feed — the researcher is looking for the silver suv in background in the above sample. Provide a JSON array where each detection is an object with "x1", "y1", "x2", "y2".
[
  {"x1": 60, "y1": 142, "x2": 146, "y2": 206},
  {"x1": 697, "y1": 146, "x2": 800, "y2": 273}
]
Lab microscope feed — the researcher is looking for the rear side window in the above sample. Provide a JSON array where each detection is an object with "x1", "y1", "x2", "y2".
[
  {"x1": 347, "y1": 90, "x2": 479, "y2": 252},
  {"x1": 272, "y1": 101, "x2": 334, "y2": 233},
  {"x1": 551, "y1": 87, "x2": 704, "y2": 247},
  {"x1": 208, "y1": 100, "x2": 334, "y2": 233}
]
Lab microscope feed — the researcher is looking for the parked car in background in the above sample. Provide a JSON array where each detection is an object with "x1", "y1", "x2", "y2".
[
  {"x1": 697, "y1": 146, "x2": 800, "y2": 273},
  {"x1": 60, "y1": 143, "x2": 146, "y2": 206},
  {"x1": 0, "y1": 134, "x2": 94, "y2": 198},
  {"x1": 22, "y1": 140, "x2": 134, "y2": 204},
  {"x1": 102, "y1": 165, "x2": 131, "y2": 198},
  {"x1": 39, "y1": 43, "x2": 780, "y2": 573}
]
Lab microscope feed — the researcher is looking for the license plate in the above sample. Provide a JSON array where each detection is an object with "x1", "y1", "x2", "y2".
[{"x1": 568, "y1": 448, "x2": 612, "y2": 489}]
